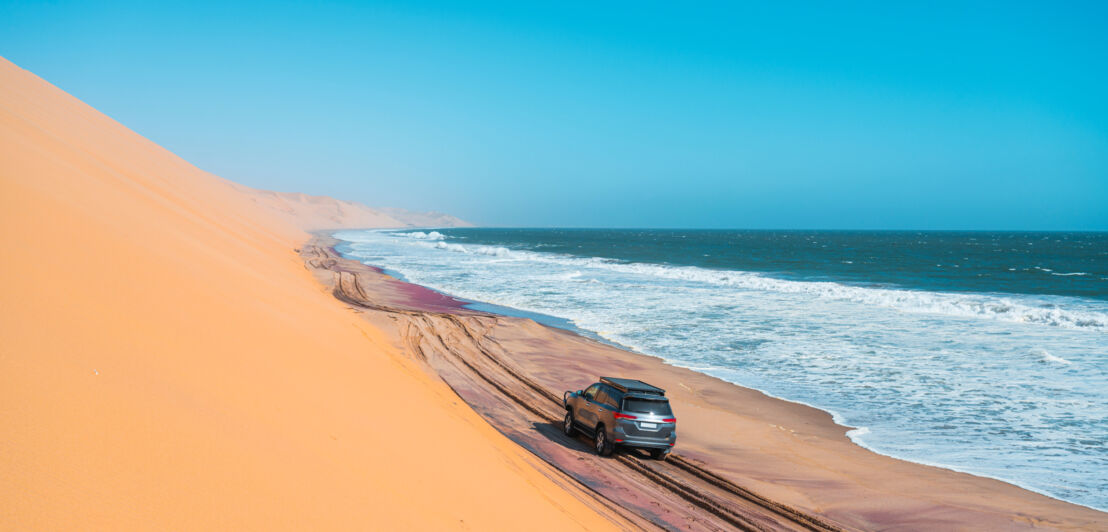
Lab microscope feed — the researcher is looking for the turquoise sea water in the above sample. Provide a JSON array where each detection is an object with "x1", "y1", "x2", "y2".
[{"x1": 335, "y1": 229, "x2": 1108, "y2": 511}]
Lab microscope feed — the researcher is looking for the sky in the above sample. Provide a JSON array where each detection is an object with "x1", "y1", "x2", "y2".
[{"x1": 2, "y1": 1, "x2": 1106, "y2": 229}]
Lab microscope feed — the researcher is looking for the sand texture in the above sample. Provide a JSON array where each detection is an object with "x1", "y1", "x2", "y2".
[{"x1": 0, "y1": 56, "x2": 622, "y2": 530}]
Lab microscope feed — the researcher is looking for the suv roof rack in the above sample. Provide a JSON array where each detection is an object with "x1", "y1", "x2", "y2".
[{"x1": 600, "y1": 377, "x2": 666, "y2": 396}]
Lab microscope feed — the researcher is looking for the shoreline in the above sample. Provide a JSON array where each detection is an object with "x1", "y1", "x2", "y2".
[
  {"x1": 331, "y1": 231, "x2": 1105, "y2": 515},
  {"x1": 331, "y1": 238, "x2": 644, "y2": 350},
  {"x1": 312, "y1": 232, "x2": 1108, "y2": 530}
]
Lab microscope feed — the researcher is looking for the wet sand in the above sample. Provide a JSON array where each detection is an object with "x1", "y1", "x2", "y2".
[{"x1": 307, "y1": 235, "x2": 1108, "y2": 531}]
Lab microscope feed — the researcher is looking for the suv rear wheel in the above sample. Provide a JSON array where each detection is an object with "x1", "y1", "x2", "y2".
[
  {"x1": 563, "y1": 411, "x2": 576, "y2": 436},
  {"x1": 650, "y1": 448, "x2": 669, "y2": 461},
  {"x1": 594, "y1": 425, "x2": 614, "y2": 456}
]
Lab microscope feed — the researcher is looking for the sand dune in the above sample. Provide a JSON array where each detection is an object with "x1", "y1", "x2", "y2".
[
  {"x1": 236, "y1": 186, "x2": 473, "y2": 231},
  {"x1": 0, "y1": 56, "x2": 617, "y2": 530}
]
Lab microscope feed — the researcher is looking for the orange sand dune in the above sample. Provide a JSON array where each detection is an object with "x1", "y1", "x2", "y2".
[
  {"x1": 0, "y1": 57, "x2": 618, "y2": 530},
  {"x1": 235, "y1": 186, "x2": 474, "y2": 231}
]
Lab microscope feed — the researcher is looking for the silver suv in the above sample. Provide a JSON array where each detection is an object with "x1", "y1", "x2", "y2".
[{"x1": 563, "y1": 377, "x2": 676, "y2": 459}]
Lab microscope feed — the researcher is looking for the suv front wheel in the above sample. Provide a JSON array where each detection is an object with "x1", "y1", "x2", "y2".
[
  {"x1": 563, "y1": 411, "x2": 576, "y2": 436},
  {"x1": 594, "y1": 425, "x2": 614, "y2": 456}
]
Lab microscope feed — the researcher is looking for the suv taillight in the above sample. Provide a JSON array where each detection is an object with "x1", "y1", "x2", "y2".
[
  {"x1": 613, "y1": 412, "x2": 638, "y2": 420},
  {"x1": 662, "y1": 418, "x2": 676, "y2": 423}
]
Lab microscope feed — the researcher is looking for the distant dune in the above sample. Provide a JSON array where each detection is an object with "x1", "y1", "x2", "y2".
[
  {"x1": 237, "y1": 186, "x2": 473, "y2": 230},
  {"x1": 0, "y1": 55, "x2": 615, "y2": 530}
]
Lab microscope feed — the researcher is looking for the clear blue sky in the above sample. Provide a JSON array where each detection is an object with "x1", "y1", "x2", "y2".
[{"x1": 2, "y1": 1, "x2": 1106, "y2": 229}]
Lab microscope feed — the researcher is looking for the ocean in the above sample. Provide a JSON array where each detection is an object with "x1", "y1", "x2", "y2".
[{"x1": 333, "y1": 228, "x2": 1108, "y2": 511}]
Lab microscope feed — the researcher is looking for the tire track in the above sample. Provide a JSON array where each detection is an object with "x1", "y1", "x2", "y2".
[
  {"x1": 304, "y1": 240, "x2": 846, "y2": 532},
  {"x1": 427, "y1": 314, "x2": 842, "y2": 532}
]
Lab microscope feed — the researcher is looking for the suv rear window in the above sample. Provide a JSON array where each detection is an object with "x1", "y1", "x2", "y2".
[{"x1": 622, "y1": 398, "x2": 673, "y2": 416}]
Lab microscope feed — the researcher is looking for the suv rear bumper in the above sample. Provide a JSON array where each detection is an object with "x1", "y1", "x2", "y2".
[
  {"x1": 613, "y1": 424, "x2": 675, "y2": 449},
  {"x1": 615, "y1": 438, "x2": 673, "y2": 449}
]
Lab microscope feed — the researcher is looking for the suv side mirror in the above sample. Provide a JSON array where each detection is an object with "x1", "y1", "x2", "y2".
[{"x1": 576, "y1": 390, "x2": 583, "y2": 395}]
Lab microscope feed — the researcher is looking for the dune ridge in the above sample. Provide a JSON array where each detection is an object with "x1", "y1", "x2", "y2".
[
  {"x1": 235, "y1": 186, "x2": 473, "y2": 231},
  {"x1": 0, "y1": 56, "x2": 620, "y2": 530}
]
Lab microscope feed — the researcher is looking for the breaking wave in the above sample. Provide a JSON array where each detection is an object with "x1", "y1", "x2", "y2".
[
  {"x1": 1031, "y1": 348, "x2": 1073, "y2": 365},
  {"x1": 398, "y1": 230, "x2": 446, "y2": 240},
  {"x1": 412, "y1": 237, "x2": 1108, "y2": 330}
]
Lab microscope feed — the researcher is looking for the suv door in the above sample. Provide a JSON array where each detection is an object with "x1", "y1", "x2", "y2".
[
  {"x1": 593, "y1": 386, "x2": 619, "y2": 429},
  {"x1": 579, "y1": 384, "x2": 602, "y2": 430}
]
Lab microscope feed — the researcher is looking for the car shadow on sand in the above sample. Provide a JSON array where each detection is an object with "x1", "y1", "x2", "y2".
[{"x1": 530, "y1": 420, "x2": 654, "y2": 459}]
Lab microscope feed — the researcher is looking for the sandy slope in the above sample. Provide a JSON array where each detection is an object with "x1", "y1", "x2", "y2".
[{"x1": 0, "y1": 56, "x2": 620, "y2": 530}]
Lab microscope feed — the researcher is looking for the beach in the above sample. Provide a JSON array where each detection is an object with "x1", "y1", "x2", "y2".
[
  {"x1": 305, "y1": 236, "x2": 1107, "y2": 530},
  {"x1": 335, "y1": 227, "x2": 1108, "y2": 513},
  {"x1": 3, "y1": 51, "x2": 1107, "y2": 531}
]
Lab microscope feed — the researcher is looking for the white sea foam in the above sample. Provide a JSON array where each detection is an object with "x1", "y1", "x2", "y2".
[
  {"x1": 400, "y1": 230, "x2": 446, "y2": 240},
  {"x1": 426, "y1": 241, "x2": 512, "y2": 256},
  {"x1": 1031, "y1": 348, "x2": 1073, "y2": 365},
  {"x1": 846, "y1": 426, "x2": 871, "y2": 438},
  {"x1": 418, "y1": 237, "x2": 1108, "y2": 330},
  {"x1": 331, "y1": 230, "x2": 384, "y2": 243}
]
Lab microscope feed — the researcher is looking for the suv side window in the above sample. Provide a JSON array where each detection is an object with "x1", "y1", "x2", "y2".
[
  {"x1": 594, "y1": 388, "x2": 611, "y2": 409},
  {"x1": 584, "y1": 384, "x2": 600, "y2": 401},
  {"x1": 606, "y1": 388, "x2": 623, "y2": 409},
  {"x1": 598, "y1": 385, "x2": 619, "y2": 409}
]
